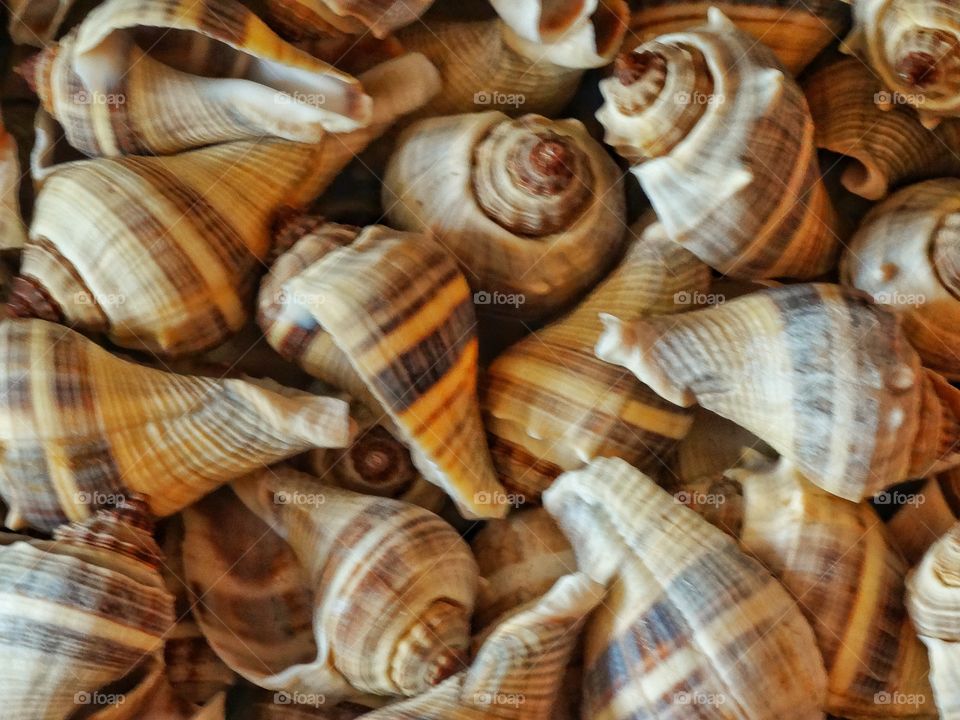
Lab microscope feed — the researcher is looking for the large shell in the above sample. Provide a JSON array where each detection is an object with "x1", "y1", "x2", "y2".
[
  {"x1": 261, "y1": 0, "x2": 435, "y2": 39},
  {"x1": 844, "y1": 0, "x2": 960, "y2": 128},
  {"x1": 25, "y1": 0, "x2": 372, "y2": 157},
  {"x1": 888, "y1": 470, "x2": 960, "y2": 565},
  {"x1": 0, "y1": 319, "x2": 350, "y2": 532},
  {"x1": 543, "y1": 457, "x2": 828, "y2": 719},
  {"x1": 596, "y1": 9, "x2": 838, "y2": 279},
  {"x1": 482, "y1": 216, "x2": 710, "y2": 501},
  {"x1": 596, "y1": 283, "x2": 960, "y2": 501},
  {"x1": 383, "y1": 112, "x2": 626, "y2": 320},
  {"x1": 842, "y1": 178, "x2": 960, "y2": 378},
  {"x1": 906, "y1": 522, "x2": 960, "y2": 718},
  {"x1": 11, "y1": 53, "x2": 440, "y2": 356},
  {"x1": 7, "y1": 0, "x2": 76, "y2": 45},
  {"x1": 258, "y1": 222, "x2": 506, "y2": 519},
  {"x1": 183, "y1": 467, "x2": 479, "y2": 700},
  {"x1": 804, "y1": 55, "x2": 960, "y2": 200}
]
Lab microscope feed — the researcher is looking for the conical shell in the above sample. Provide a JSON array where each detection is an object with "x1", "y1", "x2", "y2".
[
  {"x1": 259, "y1": 222, "x2": 506, "y2": 519},
  {"x1": 596, "y1": 283, "x2": 960, "y2": 501},
  {"x1": 596, "y1": 9, "x2": 838, "y2": 279},
  {"x1": 184, "y1": 467, "x2": 479, "y2": 700},
  {"x1": 12, "y1": 53, "x2": 440, "y2": 356},
  {"x1": 482, "y1": 216, "x2": 709, "y2": 501},
  {"x1": 906, "y1": 522, "x2": 960, "y2": 718},
  {"x1": 383, "y1": 112, "x2": 626, "y2": 321},
  {"x1": 888, "y1": 470, "x2": 960, "y2": 565},
  {"x1": 543, "y1": 457, "x2": 829, "y2": 720},
  {"x1": 26, "y1": 0, "x2": 372, "y2": 157},
  {"x1": 7, "y1": 0, "x2": 76, "y2": 45},
  {"x1": 0, "y1": 119, "x2": 26, "y2": 250},
  {"x1": 0, "y1": 319, "x2": 351, "y2": 531},
  {"x1": 842, "y1": 178, "x2": 960, "y2": 378},
  {"x1": 804, "y1": 55, "x2": 960, "y2": 200}
]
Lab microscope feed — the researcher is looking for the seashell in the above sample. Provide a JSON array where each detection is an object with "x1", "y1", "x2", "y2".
[
  {"x1": 470, "y1": 507, "x2": 576, "y2": 631},
  {"x1": 397, "y1": 0, "x2": 628, "y2": 118},
  {"x1": 675, "y1": 407, "x2": 775, "y2": 484},
  {"x1": 0, "y1": 318, "x2": 351, "y2": 532},
  {"x1": 543, "y1": 457, "x2": 829, "y2": 720},
  {"x1": 482, "y1": 216, "x2": 709, "y2": 501},
  {"x1": 804, "y1": 55, "x2": 960, "y2": 200},
  {"x1": 596, "y1": 9, "x2": 839, "y2": 280},
  {"x1": 183, "y1": 467, "x2": 479, "y2": 700},
  {"x1": 888, "y1": 469, "x2": 960, "y2": 565},
  {"x1": 383, "y1": 112, "x2": 626, "y2": 320},
  {"x1": 844, "y1": 0, "x2": 960, "y2": 129},
  {"x1": 226, "y1": 685, "x2": 374, "y2": 719},
  {"x1": 627, "y1": 0, "x2": 849, "y2": 75},
  {"x1": 596, "y1": 283, "x2": 960, "y2": 502},
  {"x1": 361, "y1": 570, "x2": 605, "y2": 719},
  {"x1": 0, "y1": 498, "x2": 176, "y2": 719},
  {"x1": 258, "y1": 221, "x2": 506, "y2": 519},
  {"x1": 906, "y1": 522, "x2": 960, "y2": 718},
  {"x1": 721, "y1": 452, "x2": 935, "y2": 718},
  {"x1": 842, "y1": 178, "x2": 960, "y2": 378},
  {"x1": 260, "y1": 0, "x2": 435, "y2": 39},
  {"x1": 0, "y1": 119, "x2": 26, "y2": 250},
  {"x1": 7, "y1": 0, "x2": 76, "y2": 46},
  {"x1": 11, "y1": 53, "x2": 440, "y2": 356}
]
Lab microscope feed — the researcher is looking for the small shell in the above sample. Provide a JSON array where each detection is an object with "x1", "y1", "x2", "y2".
[
  {"x1": 543, "y1": 457, "x2": 828, "y2": 720},
  {"x1": 804, "y1": 55, "x2": 960, "y2": 200},
  {"x1": 596, "y1": 283, "x2": 960, "y2": 501},
  {"x1": 0, "y1": 119, "x2": 26, "y2": 250},
  {"x1": 842, "y1": 178, "x2": 960, "y2": 378},
  {"x1": 383, "y1": 112, "x2": 626, "y2": 320},
  {"x1": 0, "y1": 319, "x2": 351, "y2": 532},
  {"x1": 7, "y1": 0, "x2": 76, "y2": 45},
  {"x1": 596, "y1": 9, "x2": 839, "y2": 279},
  {"x1": 906, "y1": 522, "x2": 960, "y2": 717},
  {"x1": 261, "y1": 0, "x2": 435, "y2": 39},
  {"x1": 259, "y1": 222, "x2": 506, "y2": 519},
  {"x1": 482, "y1": 217, "x2": 709, "y2": 501},
  {"x1": 888, "y1": 470, "x2": 960, "y2": 565}
]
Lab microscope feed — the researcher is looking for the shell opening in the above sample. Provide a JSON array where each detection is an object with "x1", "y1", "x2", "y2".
[
  {"x1": 390, "y1": 599, "x2": 470, "y2": 695},
  {"x1": 893, "y1": 29, "x2": 960, "y2": 99}
]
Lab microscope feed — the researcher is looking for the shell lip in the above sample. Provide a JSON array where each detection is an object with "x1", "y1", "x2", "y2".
[{"x1": 7, "y1": 275, "x2": 65, "y2": 322}]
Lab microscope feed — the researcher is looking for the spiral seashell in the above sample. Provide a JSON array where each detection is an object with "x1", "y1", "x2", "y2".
[
  {"x1": 383, "y1": 112, "x2": 626, "y2": 320},
  {"x1": 627, "y1": 0, "x2": 850, "y2": 75},
  {"x1": 842, "y1": 178, "x2": 960, "y2": 378},
  {"x1": 675, "y1": 408, "x2": 774, "y2": 484},
  {"x1": 596, "y1": 9, "x2": 839, "y2": 280},
  {"x1": 888, "y1": 469, "x2": 960, "y2": 565},
  {"x1": 24, "y1": 0, "x2": 373, "y2": 157},
  {"x1": 0, "y1": 119, "x2": 26, "y2": 250},
  {"x1": 0, "y1": 319, "x2": 351, "y2": 532},
  {"x1": 258, "y1": 221, "x2": 506, "y2": 519},
  {"x1": 596, "y1": 283, "x2": 960, "y2": 502},
  {"x1": 7, "y1": 0, "x2": 76, "y2": 46},
  {"x1": 906, "y1": 522, "x2": 960, "y2": 718},
  {"x1": 804, "y1": 55, "x2": 960, "y2": 200},
  {"x1": 543, "y1": 457, "x2": 828, "y2": 719},
  {"x1": 482, "y1": 216, "x2": 710, "y2": 501},
  {"x1": 844, "y1": 0, "x2": 960, "y2": 129},
  {"x1": 183, "y1": 467, "x2": 479, "y2": 700},
  {"x1": 11, "y1": 53, "x2": 440, "y2": 356},
  {"x1": 261, "y1": 0, "x2": 435, "y2": 39}
]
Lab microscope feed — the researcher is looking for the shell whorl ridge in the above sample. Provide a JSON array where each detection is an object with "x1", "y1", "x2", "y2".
[
  {"x1": 597, "y1": 9, "x2": 839, "y2": 280},
  {"x1": 262, "y1": 0, "x2": 436, "y2": 39}
]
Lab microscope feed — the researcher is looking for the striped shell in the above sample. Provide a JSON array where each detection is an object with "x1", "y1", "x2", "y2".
[
  {"x1": 383, "y1": 112, "x2": 626, "y2": 321},
  {"x1": 888, "y1": 470, "x2": 960, "y2": 565},
  {"x1": 7, "y1": 0, "x2": 75, "y2": 45},
  {"x1": 596, "y1": 9, "x2": 838, "y2": 279},
  {"x1": 842, "y1": 178, "x2": 960, "y2": 378},
  {"x1": 596, "y1": 283, "x2": 960, "y2": 501},
  {"x1": 257, "y1": 222, "x2": 505, "y2": 519},
  {"x1": 906, "y1": 522, "x2": 960, "y2": 718},
  {"x1": 804, "y1": 55, "x2": 960, "y2": 200},
  {"x1": 543, "y1": 457, "x2": 828, "y2": 720},
  {"x1": 184, "y1": 467, "x2": 479, "y2": 699},
  {"x1": 482, "y1": 216, "x2": 710, "y2": 501},
  {"x1": 0, "y1": 119, "x2": 26, "y2": 250},
  {"x1": 26, "y1": 0, "x2": 371, "y2": 157},
  {"x1": 260, "y1": 0, "x2": 435, "y2": 39},
  {"x1": 0, "y1": 319, "x2": 350, "y2": 532},
  {"x1": 844, "y1": 0, "x2": 960, "y2": 128}
]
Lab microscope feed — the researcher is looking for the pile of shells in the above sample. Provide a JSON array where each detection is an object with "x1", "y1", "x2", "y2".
[{"x1": 2, "y1": 0, "x2": 960, "y2": 717}]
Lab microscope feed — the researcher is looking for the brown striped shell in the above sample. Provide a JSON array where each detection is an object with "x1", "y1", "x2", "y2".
[
  {"x1": 257, "y1": 222, "x2": 506, "y2": 519},
  {"x1": 596, "y1": 283, "x2": 960, "y2": 502},
  {"x1": 0, "y1": 319, "x2": 351, "y2": 532},
  {"x1": 7, "y1": 0, "x2": 76, "y2": 45},
  {"x1": 888, "y1": 470, "x2": 960, "y2": 565},
  {"x1": 383, "y1": 112, "x2": 626, "y2": 321},
  {"x1": 596, "y1": 9, "x2": 839, "y2": 280},
  {"x1": 543, "y1": 457, "x2": 829, "y2": 719},
  {"x1": 261, "y1": 0, "x2": 435, "y2": 39},
  {"x1": 0, "y1": 118, "x2": 26, "y2": 251},
  {"x1": 482, "y1": 216, "x2": 710, "y2": 501}
]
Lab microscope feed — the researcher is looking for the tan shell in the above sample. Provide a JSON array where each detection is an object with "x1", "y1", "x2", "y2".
[
  {"x1": 842, "y1": 178, "x2": 960, "y2": 378},
  {"x1": 543, "y1": 457, "x2": 828, "y2": 719},
  {"x1": 596, "y1": 283, "x2": 960, "y2": 501},
  {"x1": 482, "y1": 216, "x2": 710, "y2": 501},
  {"x1": 675, "y1": 407, "x2": 775, "y2": 484},
  {"x1": 596, "y1": 9, "x2": 838, "y2": 279},
  {"x1": 383, "y1": 112, "x2": 626, "y2": 320},
  {"x1": 888, "y1": 470, "x2": 960, "y2": 565},
  {"x1": 0, "y1": 119, "x2": 26, "y2": 250},
  {"x1": 7, "y1": 0, "x2": 76, "y2": 45},
  {"x1": 0, "y1": 319, "x2": 351, "y2": 532},
  {"x1": 261, "y1": 0, "x2": 435, "y2": 39}
]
